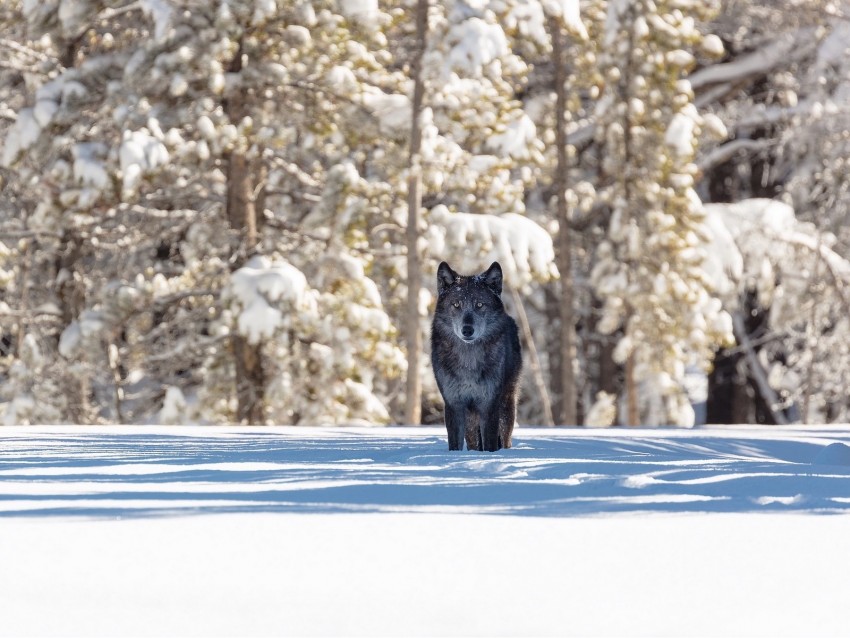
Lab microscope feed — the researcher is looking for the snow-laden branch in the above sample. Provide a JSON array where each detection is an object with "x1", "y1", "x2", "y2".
[
  {"x1": 779, "y1": 234, "x2": 850, "y2": 318},
  {"x1": 690, "y1": 30, "x2": 816, "y2": 90},
  {"x1": 557, "y1": 30, "x2": 817, "y2": 156},
  {"x1": 733, "y1": 101, "x2": 850, "y2": 134},
  {"x1": 0, "y1": 38, "x2": 56, "y2": 66},
  {"x1": 697, "y1": 138, "x2": 773, "y2": 172},
  {"x1": 426, "y1": 205, "x2": 558, "y2": 289}
]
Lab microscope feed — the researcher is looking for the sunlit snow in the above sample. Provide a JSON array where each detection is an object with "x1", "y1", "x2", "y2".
[{"x1": 1, "y1": 426, "x2": 850, "y2": 636}]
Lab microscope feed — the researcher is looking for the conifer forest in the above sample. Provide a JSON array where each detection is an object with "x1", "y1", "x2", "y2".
[{"x1": 1, "y1": 0, "x2": 849, "y2": 427}]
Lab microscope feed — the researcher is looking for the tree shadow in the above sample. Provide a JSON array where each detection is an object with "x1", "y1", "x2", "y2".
[{"x1": 1, "y1": 428, "x2": 850, "y2": 518}]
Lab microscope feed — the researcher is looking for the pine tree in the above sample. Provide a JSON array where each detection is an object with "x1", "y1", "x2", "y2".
[{"x1": 592, "y1": 0, "x2": 732, "y2": 425}]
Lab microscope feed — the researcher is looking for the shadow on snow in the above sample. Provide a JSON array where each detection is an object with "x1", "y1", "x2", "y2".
[{"x1": 1, "y1": 429, "x2": 850, "y2": 518}]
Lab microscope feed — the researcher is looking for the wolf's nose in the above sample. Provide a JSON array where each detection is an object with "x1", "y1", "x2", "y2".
[{"x1": 461, "y1": 325, "x2": 474, "y2": 338}]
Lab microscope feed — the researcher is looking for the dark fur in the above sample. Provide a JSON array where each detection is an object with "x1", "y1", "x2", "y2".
[{"x1": 431, "y1": 261, "x2": 522, "y2": 452}]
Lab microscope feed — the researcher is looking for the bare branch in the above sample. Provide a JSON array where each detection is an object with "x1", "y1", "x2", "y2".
[
  {"x1": 698, "y1": 138, "x2": 773, "y2": 172},
  {"x1": 732, "y1": 312, "x2": 792, "y2": 425}
]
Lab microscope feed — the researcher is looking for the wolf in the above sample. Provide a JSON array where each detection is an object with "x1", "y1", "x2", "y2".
[{"x1": 431, "y1": 261, "x2": 522, "y2": 452}]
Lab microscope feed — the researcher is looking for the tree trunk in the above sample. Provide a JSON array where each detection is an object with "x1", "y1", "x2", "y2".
[
  {"x1": 227, "y1": 151, "x2": 259, "y2": 249},
  {"x1": 510, "y1": 287, "x2": 554, "y2": 427},
  {"x1": 232, "y1": 332, "x2": 266, "y2": 424},
  {"x1": 55, "y1": 231, "x2": 90, "y2": 423},
  {"x1": 625, "y1": 353, "x2": 639, "y2": 425},
  {"x1": 732, "y1": 313, "x2": 789, "y2": 425},
  {"x1": 225, "y1": 38, "x2": 265, "y2": 424},
  {"x1": 549, "y1": 16, "x2": 577, "y2": 426},
  {"x1": 404, "y1": 0, "x2": 428, "y2": 425},
  {"x1": 619, "y1": 3, "x2": 639, "y2": 427},
  {"x1": 543, "y1": 285, "x2": 563, "y2": 420}
]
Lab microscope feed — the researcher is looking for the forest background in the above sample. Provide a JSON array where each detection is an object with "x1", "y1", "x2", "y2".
[{"x1": 1, "y1": 0, "x2": 849, "y2": 428}]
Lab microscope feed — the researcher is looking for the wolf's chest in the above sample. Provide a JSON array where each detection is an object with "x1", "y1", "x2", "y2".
[{"x1": 434, "y1": 348, "x2": 503, "y2": 405}]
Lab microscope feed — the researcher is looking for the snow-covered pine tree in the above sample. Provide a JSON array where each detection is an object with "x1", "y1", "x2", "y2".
[
  {"x1": 591, "y1": 0, "x2": 733, "y2": 425},
  {"x1": 702, "y1": 198, "x2": 850, "y2": 424},
  {"x1": 412, "y1": 0, "x2": 573, "y2": 423},
  {"x1": 1, "y1": 0, "x2": 407, "y2": 424},
  {"x1": 693, "y1": 0, "x2": 850, "y2": 424}
]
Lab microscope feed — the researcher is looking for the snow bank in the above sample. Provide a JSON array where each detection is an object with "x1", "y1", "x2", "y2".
[
  {"x1": 3, "y1": 426, "x2": 850, "y2": 635},
  {"x1": 813, "y1": 442, "x2": 850, "y2": 467}
]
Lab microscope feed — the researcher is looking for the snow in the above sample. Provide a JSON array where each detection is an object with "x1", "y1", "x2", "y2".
[
  {"x1": 701, "y1": 33, "x2": 724, "y2": 58},
  {"x1": 159, "y1": 386, "x2": 188, "y2": 425},
  {"x1": 816, "y1": 20, "x2": 850, "y2": 67},
  {"x1": 57, "y1": 320, "x2": 82, "y2": 358},
  {"x1": 446, "y1": 17, "x2": 509, "y2": 77},
  {"x1": 690, "y1": 30, "x2": 805, "y2": 90},
  {"x1": 73, "y1": 143, "x2": 110, "y2": 190},
  {"x1": 141, "y1": 0, "x2": 173, "y2": 41},
  {"x1": 120, "y1": 129, "x2": 169, "y2": 195},
  {"x1": 603, "y1": 0, "x2": 630, "y2": 47},
  {"x1": 338, "y1": 0, "x2": 379, "y2": 27},
  {"x1": 666, "y1": 49, "x2": 695, "y2": 68},
  {"x1": 427, "y1": 205, "x2": 558, "y2": 288},
  {"x1": 1, "y1": 425, "x2": 850, "y2": 637},
  {"x1": 1, "y1": 108, "x2": 40, "y2": 166},
  {"x1": 226, "y1": 255, "x2": 316, "y2": 345},
  {"x1": 701, "y1": 197, "x2": 850, "y2": 315},
  {"x1": 58, "y1": 0, "x2": 89, "y2": 35},
  {"x1": 584, "y1": 391, "x2": 617, "y2": 427},
  {"x1": 541, "y1": 0, "x2": 587, "y2": 40},
  {"x1": 665, "y1": 107, "x2": 698, "y2": 157},
  {"x1": 32, "y1": 98, "x2": 58, "y2": 128},
  {"x1": 813, "y1": 441, "x2": 850, "y2": 467},
  {"x1": 57, "y1": 310, "x2": 109, "y2": 360},
  {"x1": 360, "y1": 90, "x2": 411, "y2": 138},
  {"x1": 487, "y1": 113, "x2": 538, "y2": 159}
]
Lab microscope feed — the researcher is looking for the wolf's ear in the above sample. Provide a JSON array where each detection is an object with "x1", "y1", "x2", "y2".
[
  {"x1": 482, "y1": 261, "x2": 502, "y2": 295},
  {"x1": 437, "y1": 262, "x2": 458, "y2": 295}
]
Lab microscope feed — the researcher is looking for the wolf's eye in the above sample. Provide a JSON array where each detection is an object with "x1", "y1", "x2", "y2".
[
  {"x1": 476, "y1": 302, "x2": 483, "y2": 308},
  {"x1": 453, "y1": 301, "x2": 460, "y2": 308}
]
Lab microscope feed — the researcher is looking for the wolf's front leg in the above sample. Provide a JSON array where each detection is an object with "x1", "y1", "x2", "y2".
[
  {"x1": 445, "y1": 404, "x2": 466, "y2": 451},
  {"x1": 480, "y1": 404, "x2": 502, "y2": 452},
  {"x1": 464, "y1": 411, "x2": 482, "y2": 451},
  {"x1": 499, "y1": 388, "x2": 518, "y2": 449}
]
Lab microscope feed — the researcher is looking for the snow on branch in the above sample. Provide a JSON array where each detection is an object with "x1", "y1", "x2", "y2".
[
  {"x1": 703, "y1": 198, "x2": 850, "y2": 314},
  {"x1": 426, "y1": 205, "x2": 558, "y2": 289},
  {"x1": 690, "y1": 30, "x2": 815, "y2": 91},
  {"x1": 541, "y1": 0, "x2": 588, "y2": 40},
  {"x1": 225, "y1": 256, "x2": 317, "y2": 345},
  {"x1": 444, "y1": 17, "x2": 509, "y2": 78},
  {"x1": 697, "y1": 138, "x2": 773, "y2": 173}
]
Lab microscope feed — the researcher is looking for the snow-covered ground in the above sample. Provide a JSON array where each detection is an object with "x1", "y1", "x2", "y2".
[{"x1": 2, "y1": 425, "x2": 850, "y2": 637}]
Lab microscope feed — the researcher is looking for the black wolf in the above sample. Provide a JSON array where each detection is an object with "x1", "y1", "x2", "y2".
[{"x1": 431, "y1": 261, "x2": 522, "y2": 452}]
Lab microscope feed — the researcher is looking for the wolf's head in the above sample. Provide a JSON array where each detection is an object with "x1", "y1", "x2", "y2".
[{"x1": 434, "y1": 261, "x2": 506, "y2": 343}]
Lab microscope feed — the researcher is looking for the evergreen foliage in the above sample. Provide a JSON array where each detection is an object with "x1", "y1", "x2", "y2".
[{"x1": 1, "y1": 0, "x2": 849, "y2": 425}]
